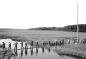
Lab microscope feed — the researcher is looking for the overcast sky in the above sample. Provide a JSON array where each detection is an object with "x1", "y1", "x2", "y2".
[{"x1": 0, "y1": 0, "x2": 86, "y2": 29}]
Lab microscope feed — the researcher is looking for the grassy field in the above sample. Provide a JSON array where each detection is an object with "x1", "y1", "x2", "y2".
[{"x1": 0, "y1": 29, "x2": 86, "y2": 41}]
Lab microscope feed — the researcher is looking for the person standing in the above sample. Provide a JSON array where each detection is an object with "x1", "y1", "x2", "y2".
[
  {"x1": 25, "y1": 42, "x2": 28, "y2": 49},
  {"x1": 36, "y1": 41, "x2": 39, "y2": 47},
  {"x1": 15, "y1": 42, "x2": 18, "y2": 49},
  {"x1": 49, "y1": 41, "x2": 51, "y2": 46},
  {"x1": 31, "y1": 41, "x2": 33, "y2": 46},
  {"x1": 21, "y1": 41, "x2": 23, "y2": 49},
  {"x1": 55, "y1": 40, "x2": 58, "y2": 46},
  {"x1": 2, "y1": 42, "x2": 5, "y2": 50},
  {"x1": 30, "y1": 41, "x2": 33, "y2": 49},
  {"x1": 8, "y1": 42, "x2": 11, "y2": 50}
]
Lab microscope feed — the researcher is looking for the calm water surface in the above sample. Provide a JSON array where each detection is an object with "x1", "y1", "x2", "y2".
[{"x1": 0, "y1": 39, "x2": 78, "y2": 59}]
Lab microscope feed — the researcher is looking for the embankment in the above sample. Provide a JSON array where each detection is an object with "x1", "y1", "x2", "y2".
[{"x1": 55, "y1": 45, "x2": 86, "y2": 59}]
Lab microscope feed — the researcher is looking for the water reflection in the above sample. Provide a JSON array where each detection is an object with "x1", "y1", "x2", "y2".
[
  {"x1": 36, "y1": 48, "x2": 38, "y2": 56},
  {"x1": 21, "y1": 48, "x2": 23, "y2": 57},
  {"x1": 0, "y1": 39, "x2": 83, "y2": 59},
  {"x1": 12, "y1": 46, "x2": 77, "y2": 59},
  {"x1": 14, "y1": 48, "x2": 18, "y2": 56},
  {"x1": 30, "y1": 48, "x2": 33, "y2": 56},
  {"x1": 25, "y1": 48, "x2": 28, "y2": 56},
  {"x1": 48, "y1": 48, "x2": 50, "y2": 53},
  {"x1": 42, "y1": 48, "x2": 45, "y2": 53},
  {"x1": 13, "y1": 47, "x2": 47, "y2": 57}
]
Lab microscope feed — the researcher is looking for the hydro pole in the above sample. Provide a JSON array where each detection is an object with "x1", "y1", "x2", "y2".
[{"x1": 77, "y1": 0, "x2": 79, "y2": 42}]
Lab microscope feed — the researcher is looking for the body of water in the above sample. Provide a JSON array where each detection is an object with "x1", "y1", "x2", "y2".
[{"x1": 0, "y1": 39, "x2": 78, "y2": 59}]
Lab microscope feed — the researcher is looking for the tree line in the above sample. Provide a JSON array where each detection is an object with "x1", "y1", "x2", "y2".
[{"x1": 29, "y1": 24, "x2": 86, "y2": 32}]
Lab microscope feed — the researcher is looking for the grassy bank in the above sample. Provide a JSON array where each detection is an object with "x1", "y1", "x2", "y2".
[
  {"x1": 55, "y1": 44, "x2": 86, "y2": 59},
  {"x1": 27, "y1": 40, "x2": 86, "y2": 59}
]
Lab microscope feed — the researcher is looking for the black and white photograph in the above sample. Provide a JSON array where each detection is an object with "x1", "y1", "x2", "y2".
[{"x1": 0, "y1": 0, "x2": 86, "y2": 59}]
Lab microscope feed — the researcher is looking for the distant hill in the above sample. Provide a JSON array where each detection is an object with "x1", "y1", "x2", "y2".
[{"x1": 29, "y1": 24, "x2": 86, "y2": 32}]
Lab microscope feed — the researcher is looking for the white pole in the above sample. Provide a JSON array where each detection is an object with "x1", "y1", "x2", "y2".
[{"x1": 77, "y1": 0, "x2": 79, "y2": 42}]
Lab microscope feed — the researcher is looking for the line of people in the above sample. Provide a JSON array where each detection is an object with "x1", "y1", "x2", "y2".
[
  {"x1": 2, "y1": 41, "x2": 28, "y2": 50},
  {"x1": 14, "y1": 41, "x2": 29, "y2": 50},
  {"x1": 2, "y1": 40, "x2": 62, "y2": 50},
  {"x1": 2, "y1": 42, "x2": 11, "y2": 50}
]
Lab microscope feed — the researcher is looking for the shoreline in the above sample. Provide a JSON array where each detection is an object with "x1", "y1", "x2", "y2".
[{"x1": 55, "y1": 46, "x2": 86, "y2": 59}]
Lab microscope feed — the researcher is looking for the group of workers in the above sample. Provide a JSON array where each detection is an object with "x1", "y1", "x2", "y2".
[
  {"x1": 2, "y1": 40, "x2": 63, "y2": 50},
  {"x1": 2, "y1": 42, "x2": 11, "y2": 50},
  {"x1": 2, "y1": 41, "x2": 28, "y2": 50}
]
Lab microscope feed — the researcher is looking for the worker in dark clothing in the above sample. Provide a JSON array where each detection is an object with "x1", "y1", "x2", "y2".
[
  {"x1": 2, "y1": 42, "x2": 5, "y2": 50},
  {"x1": 30, "y1": 41, "x2": 33, "y2": 49},
  {"x1": 15, "y1": 42, "x2": 18, "y2": 49},
  {"x1": 55, "y1": 40, "x2": 58, "y2": 46},
  {"x1": 14, "y1": 42, "x2": 18, "y2": 55},
  {"x1": 43, "y1": 41, "x2": 44, "y2": 46},
  {"x1": 25, "y1": 42, "x2": 28, "y2": 49},
  {"x1": 36, "y1": 41, "x2": 39, "y2": 47},
  {"x1": 21, "y1": 41, "x2": 23, "y2": 49},
  {"x1": 31, "y1": 41, "x2": 33, "y2": 46},
  {"x1": 49, "y1": 41, "x2": 51, "y2": 46},
  {"x1": 8, "y1": 42, "x2": 11, "y2": 49}
]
